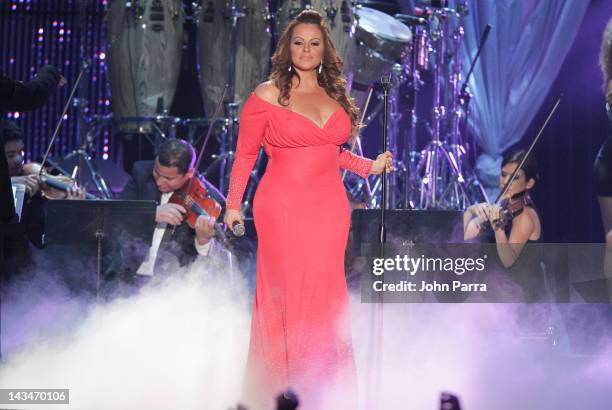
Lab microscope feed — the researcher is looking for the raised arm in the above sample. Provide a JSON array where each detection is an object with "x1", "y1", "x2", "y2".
[{"x1": 0, "y1": 65, "x2": 61, "y2": 112}]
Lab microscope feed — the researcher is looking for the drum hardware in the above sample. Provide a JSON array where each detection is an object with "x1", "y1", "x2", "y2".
[
  {"x1": 179, "y1": 117, "x2": 223, "y2": 147},
  {"x1": 198, "y1": 1, "x2": 272, "y2": 203},
  {"x1": 396, "y1": 18, "x2": 425, "y2": 209},
  {"x1": 349, "y1": 6, "x2": 411, "y2": 109},
  {"x1": 62, "y1": 112, "x2": 114, "y2": 199},
  {"x1": 343, "y1": 86, "x2": 375, "y2": 205},
  {"x1": 42, "y1": 1, "x2": 114, "y2": 200},
  {"x1": 340, "y1": 6, "x2": 410, "y2": 207},
  {"x1": 202, "y1": 102, "x2": 239, "y2": 194},
  {"x1": 407, "y1": 5, "x2": 473, "y2": 210},
  {"x1": 365, "y1": 64, "x2": 405, "y2": 209}
]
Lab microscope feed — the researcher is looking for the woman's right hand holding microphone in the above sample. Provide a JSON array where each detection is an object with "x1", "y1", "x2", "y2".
[{"x1": 224, "y1": 209, "x2": 245, "y2": 237}]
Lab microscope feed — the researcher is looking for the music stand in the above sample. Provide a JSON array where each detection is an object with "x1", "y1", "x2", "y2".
[{"x1": 45, "y1": 200, "x2": 156, "y2": 296}]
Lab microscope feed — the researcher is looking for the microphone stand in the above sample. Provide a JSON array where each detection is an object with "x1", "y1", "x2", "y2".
[
  {"x1": 459, "y1": 24, "x2": 491, "y2": 169},
  {"x1": 370, "y1": 74, "x2": 391, "y2": 410},
  {"x1": 379, "y1": 76, "x2": 391, "y2": 258}
]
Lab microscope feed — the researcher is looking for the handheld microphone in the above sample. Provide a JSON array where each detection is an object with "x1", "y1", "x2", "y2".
[{"x1": 232, "y1": 221, "x2": 245, "y2": 237}]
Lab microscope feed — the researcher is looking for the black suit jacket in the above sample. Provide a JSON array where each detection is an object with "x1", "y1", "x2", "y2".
[
  {"x1": 1, "y1": 65, "x2": 61, "y2": 223},
  {"x1": 119, "y1": 160, "x2": 199, "y2": 273}
]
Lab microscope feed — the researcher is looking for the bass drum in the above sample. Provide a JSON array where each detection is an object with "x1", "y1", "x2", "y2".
[
  {"x1": 276, "y1": 0, "x2": 356, "y2": 78},
  {"x1": 106, "y1": 0, "x2": 184, "y2": 133},
  {"x1": 197, "y1": 1, "x2": 272, "y2": 115}
]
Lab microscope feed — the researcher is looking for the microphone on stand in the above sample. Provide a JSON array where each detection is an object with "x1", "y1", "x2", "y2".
[{"x1": 232, "y1": 220, "x2": 245, "y2": 237}]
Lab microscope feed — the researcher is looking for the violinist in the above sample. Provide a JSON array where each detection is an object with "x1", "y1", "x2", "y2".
[
  {"x1": 2, "y1": 120, "x2": 84, "y2": 282},
  {"x1": 1, "y1": 64, "x2": 65, "y2": 224},
  {"x1": 464, "y1": 150, "x2": 541, "y2": 268},
  {"x1": 4, "y1": 120, "x2": 40, "y2": 195},
  {"x1": 118, "y1": 138, "x2": 216, "y2": 277}
]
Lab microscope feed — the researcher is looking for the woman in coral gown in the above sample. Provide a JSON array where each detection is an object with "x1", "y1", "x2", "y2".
[{"x1": 224, "y1": 10, "x2": 392, "y2": 409}]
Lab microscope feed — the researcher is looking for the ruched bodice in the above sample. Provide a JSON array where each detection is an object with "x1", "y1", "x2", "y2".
[{"x1": 227, "y1": 93, "x2": 372, "y2": 209}]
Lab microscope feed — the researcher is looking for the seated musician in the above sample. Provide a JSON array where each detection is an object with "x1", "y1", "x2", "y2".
[
  {"x1": 1, "y1": 65, "x2": 64, "y2": 225},
  {"x1": 2, "y1": 120, "x2": 82, "y2": 281},
  {"x1": 464, "y1": 150, "x2": 544, "y2": 302},
  {"x1": 118, "y1": 138, "x2": 216, "y2": 277},
  {"x1": 464, "y1": 150, "x2": 541, "y2": 265}
]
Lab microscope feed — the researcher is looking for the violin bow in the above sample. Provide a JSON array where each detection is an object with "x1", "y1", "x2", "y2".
[
  {"x1": 39, "y1": 63, "x2": 88, "y2": 177},
  {"x1": 187, "y1": 84, "x2": 229, "y2": 192},
  {"x1": 495, "y1": 96, "x2": 562, "y2": 204}
]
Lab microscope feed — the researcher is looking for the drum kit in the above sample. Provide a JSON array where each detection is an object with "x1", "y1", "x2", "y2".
[{"x1": 74, "y1": 0, "x2": 486, "y2": 211}]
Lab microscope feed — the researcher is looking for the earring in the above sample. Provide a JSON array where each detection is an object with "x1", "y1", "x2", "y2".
[
  {"x1": 318, "y1": 61, "x2": 323, "y2": 74},
  {"x1": 288, "y1": 64, "x2": 292, "y2": 72}
]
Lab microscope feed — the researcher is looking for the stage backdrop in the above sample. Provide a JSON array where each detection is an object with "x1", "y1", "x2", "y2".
[{"x1": 0, "y1": 0, "x2": 113, "y2": 163}]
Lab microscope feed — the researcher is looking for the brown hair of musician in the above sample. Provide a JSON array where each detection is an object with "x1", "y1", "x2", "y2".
[
  {"x1": 269, "y1": 9, "x2": 360, "y2": 133},
  {"x1": 600, "y1": 18, "x2": 612, "y2": 91}
]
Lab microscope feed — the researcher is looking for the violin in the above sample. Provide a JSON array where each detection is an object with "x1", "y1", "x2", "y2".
[
  {"x1": 167, "y1": 84, "x2": 243, "y2": 243},
  {"x1": 168, "y1": 175, "x2": 221, "y2": 229},
  {"x1": 22, "y1": 162, "x2": 96, "y2": 200},
  {"x1": 167, "y1": 174, "x2": 238, "y2": 247},
  {"x1": 493, "y1": 190, "x2": 531, "y2": 230}
]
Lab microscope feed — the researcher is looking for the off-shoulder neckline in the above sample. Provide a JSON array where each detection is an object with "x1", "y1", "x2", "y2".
[{"x1": 251, "y1": 92, "x2": 345, "y2": 130}]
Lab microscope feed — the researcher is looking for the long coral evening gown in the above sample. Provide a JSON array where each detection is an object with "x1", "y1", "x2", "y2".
[{"x1": 226, "y1": 92, "x2": 373, "y2": 408}]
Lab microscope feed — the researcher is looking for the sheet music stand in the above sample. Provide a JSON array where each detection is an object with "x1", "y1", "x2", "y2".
[
  {"x1": 46, "y1": 200, "x2": 156, "y2": 296},
  {"x1": 11, "y1": 183, "x2": 25, "y2": 221}
]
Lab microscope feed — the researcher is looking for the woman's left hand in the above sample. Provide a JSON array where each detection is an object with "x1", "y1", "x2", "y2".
[
  {"x1": 370, "y1": 151, "x2": 393, "y2": 175},
  {"x1": 485, "y1": 204, "x2": 505, "y2": 230}
]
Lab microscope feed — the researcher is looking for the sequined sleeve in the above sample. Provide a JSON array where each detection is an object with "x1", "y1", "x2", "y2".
[
  {"x1": 338, "y1": 147, "x2": 373, "y2": 179},
  {"x1": 226, "y1": 95, "x2": 268, "y2": 211}
]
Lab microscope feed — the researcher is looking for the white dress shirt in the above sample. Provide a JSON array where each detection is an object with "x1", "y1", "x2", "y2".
[{"x1": 137, "y1": 192, "x2": 212, "y2": 276}]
